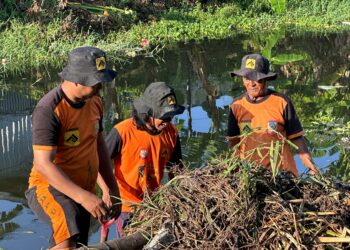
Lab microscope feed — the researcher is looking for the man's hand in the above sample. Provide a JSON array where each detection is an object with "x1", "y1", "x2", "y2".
[
  {"x1": 101, "y1": 190, "x2": 121, "y2": 220},
  {"x1": 308, "y1": 165, "x2": 318, "y2": 175},
  {"x1": 101, "y1": 191, "x2": 112, "y2": 209},
  {"x1": 97, "y1": 175, "x2": 121, "y2": 221},
  {"x1": 108, "y1": 188, "x2": 121, "y2": 220},
  {"x1": 292, "y1": 136, "x2": 318, "y2": 175},
  {"x1": 79, "y1": 191, "x2": 108, "y2": 220}
]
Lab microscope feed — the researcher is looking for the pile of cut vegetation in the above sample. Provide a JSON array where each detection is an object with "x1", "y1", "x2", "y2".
[{"x1": 126, "y1": 155, "x2": 350, "y2": 249}]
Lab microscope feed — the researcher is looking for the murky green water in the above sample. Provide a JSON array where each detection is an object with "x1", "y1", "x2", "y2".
[{"x1": 0, "y1": 29, "x2": 349, "y2": 249}]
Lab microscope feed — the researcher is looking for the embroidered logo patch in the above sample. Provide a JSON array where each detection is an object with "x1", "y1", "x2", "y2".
[
  {"x1": 240, "y1": 121, "x2": 252, "y2": 133},
  {"x1": 64, "y1": 129, "x2": 80, "y2": 146},
  {"x1": 267, "y1": 121, "x2": 278, "y2": 135},
  {"x1": 95, "y1": 57, "x2": 106, "y2": 71},
  {"x1": 167, "y1": 95, "x2": 176, "y2": 105},
  {"x1": 245, "y1": 59, "x2": 256, "y2": 69},
  {"x1": 140, "y1": 149, "x2": 148, "y2": 159},
  {"x1": 267, "y1": 121, "x2": 278, "y2": 131}
]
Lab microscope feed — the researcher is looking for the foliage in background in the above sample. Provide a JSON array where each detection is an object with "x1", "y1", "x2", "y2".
[
  {"x1": 290, "y1": 87, "x2": 350, "y2": 178},
  {"x1": 327, "y1": 147, "x2": 350, "y2": 182},
  {"x1": 0, "y1": 18, "x2": 143, "y2": 76},
  {"x1": 1, "y1": 0, "x2": 350, "y2": 76},
  {"x1": 268, "y1": 0, "x2": 286, "y2": 15},
  {"x1": 287, "y1": 0, "x2": 350, "y2": 24}
]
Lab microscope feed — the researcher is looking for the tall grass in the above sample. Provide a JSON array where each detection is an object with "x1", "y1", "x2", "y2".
[
  {"x1": 1, "y1": 2, "x2": 350, "y2": 76},
  {"x1": 0, "y1": 19, "x2": 138, "y2": 76},
  {"x1": 0, "y1": 19, "x2": 97, "y2": 75},
  {"x1": 287, "y1": 0, "x2": 350, "y2": 23}
]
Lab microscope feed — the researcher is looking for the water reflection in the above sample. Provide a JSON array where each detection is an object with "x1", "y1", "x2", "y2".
[
  {"x1": 0, "y1": 30, "x2": 349, "y2": 248},
  {"x1": 0, "y1": 90, "x2": 35, "y2": 172},
  {"x1": 0, "y1": 199, "x2": 49, "y2": 250},
  {"x1": 0, "y1": 204, "x2": 23, "y2": 239}
]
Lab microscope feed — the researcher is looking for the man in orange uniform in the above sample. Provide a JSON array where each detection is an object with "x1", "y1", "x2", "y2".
[
  {"x1": 25, "y1": 46, "x2": 121, "y2": 249},
  {"x1": 227, "y1": 54, "x2": 318, "y2": 176},
  {"x1": 98, "y1": 81, "x2": 184, "y2": 239}
]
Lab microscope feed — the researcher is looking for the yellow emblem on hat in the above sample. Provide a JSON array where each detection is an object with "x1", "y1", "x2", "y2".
[
  {"x1": 96, "y1": 57, "x2": 106, "y2": 71},
  {"x1": 245, "y1": 59, "x2": 256, "y2": 69},
  {"x1": 167, "y1": 95, "x2": 176, "y2": 105}
]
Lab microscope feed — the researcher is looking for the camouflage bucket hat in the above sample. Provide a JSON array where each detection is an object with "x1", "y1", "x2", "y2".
[
  {"x1": 133, "y1": 82, "x2": 185, "y2": 119},
  {"x1": 58, "y1": 46, "x2": 117, "y2": 86},
  {"x1": 230, "y1": 54, "x2": 277, "y2": 81}
]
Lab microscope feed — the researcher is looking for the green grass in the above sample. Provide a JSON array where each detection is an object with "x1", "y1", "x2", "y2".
[
  {"x1": 0, "y1": 19, "x2": 137, "y2": 76},
  {"x1": 0, "y1": 19, "x2": 98, "y2": 75},
  {"x1": 1, "y1": 2, "x2": 350, "y2": 76},
  {"x1": 287, "y1": 0, "x2": 350, "y2": 23}
]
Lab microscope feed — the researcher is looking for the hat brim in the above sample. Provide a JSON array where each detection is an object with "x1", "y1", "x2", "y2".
[
  {"x1": 159, "y1": 105, "x2": 185, "y2": 120},
  {"x1": 58, "y1": 67, "x2": 117, "y2": 86},
  {"x1": 134, "y1": 96, "x2": 185, "y2": 119},
  {"x1": 230, "y1": 68, "x2": 277, "y2": 81}
]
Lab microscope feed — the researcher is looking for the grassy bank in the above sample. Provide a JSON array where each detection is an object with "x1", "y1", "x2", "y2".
[{"x1": 1, "y1": 1, "x2": 350, "y2": 77}]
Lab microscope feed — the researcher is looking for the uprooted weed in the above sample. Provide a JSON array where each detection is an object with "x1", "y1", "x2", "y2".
[{"x1": 126, "y1": 154, "x2": 350, "y2": 249}]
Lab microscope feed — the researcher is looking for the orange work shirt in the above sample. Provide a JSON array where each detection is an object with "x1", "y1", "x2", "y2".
[
  {"x1": 106, "y1": 118, "x2": 180, "y2": 212},
  {"x1": 227, "y1": 90, "x2": 304, "y2": 176},
  {"x1": 28, "y1": 86, "x2": 103, "y2": 192}
]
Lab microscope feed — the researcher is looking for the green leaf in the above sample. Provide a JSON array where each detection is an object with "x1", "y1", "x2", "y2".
[
  {"x1": 286, "y1": 139, "x2": 299, "y2": 150},
  {"x1": 271, "y1": 53, "x2": 304, "y2": 65},
  {"x1": 269, "y1": 141, "x2": 276, "y2": 176},
  {"x1": 257, "y1": 148, "x2": 263, "y2": 159},
  {"x1": 302, "y1": 96, "x2": 313, "y2": 103},
  {"x1": 262, "y1": 48, "x2": 272, "y2": 60},
  {"x1": 268, "y1": 0, "x2": 286, "y2": 15},
  {"x1": 261, "y1": 30, "x2": 285, "y2": 60}
]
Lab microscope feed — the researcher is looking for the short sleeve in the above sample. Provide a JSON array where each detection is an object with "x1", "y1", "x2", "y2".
[
  {"x1": 283, "y1": 97, "x2": 304, "y2": 139},
  {"x1": 32, "y1": 106, "x2": 60, "y2": 149},
  {"x1": 227, "y1": 106, "x2": 240, "y2": 137},
  {"x1": 105, "y1": 127, "x2": 123, "y2": 159},
  {"x1": 168, "y1": 136, "x2": 182, "y2": 167}
]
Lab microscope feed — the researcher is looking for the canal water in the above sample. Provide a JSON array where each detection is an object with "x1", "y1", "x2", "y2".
[{"x1": 0, "y1": 29, "x2": 349, "y2": 249}]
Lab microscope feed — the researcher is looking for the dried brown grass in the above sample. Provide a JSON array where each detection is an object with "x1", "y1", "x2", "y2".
[{"x1": 125, "y1": 155, "x2": 350, "y2": 249}]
